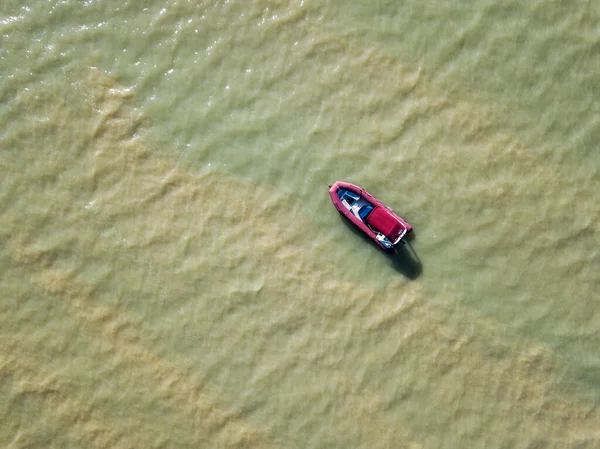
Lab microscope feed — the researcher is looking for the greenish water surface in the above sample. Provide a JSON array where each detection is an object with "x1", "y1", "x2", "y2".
[{"x1": 2, "y1": 1, "x2": 600, "y2": 448}]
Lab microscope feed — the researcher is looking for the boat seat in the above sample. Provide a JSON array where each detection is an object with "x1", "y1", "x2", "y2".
[
  {"x1": 365, "y1": 207, "x2": 402, "y2": 237},
  {"x1": 358, "y1": 205, "x2": 373, "y2": 220},
  {"x1": 338, "y1": 188, "x2": 359, "y2": 203}
]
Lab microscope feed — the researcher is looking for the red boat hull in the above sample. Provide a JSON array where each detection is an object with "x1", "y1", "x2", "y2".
[{"x1": 329, "y1": 181, "x2": 412, "y2": 251}]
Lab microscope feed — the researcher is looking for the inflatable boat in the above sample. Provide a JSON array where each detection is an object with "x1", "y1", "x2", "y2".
[{"x1": 329, "y1": 181, "x2": 412, "y2": 251}]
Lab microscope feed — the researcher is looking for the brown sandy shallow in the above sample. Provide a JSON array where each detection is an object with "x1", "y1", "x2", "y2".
[{"x1": 1, "y1": 69, "x2": 599, "y2": 449}]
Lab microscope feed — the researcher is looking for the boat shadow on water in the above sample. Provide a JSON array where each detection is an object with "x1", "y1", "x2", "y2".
[
  {"x1": 390, "y1": 235, "x2": 422, "y2": 280},
  {"x1": 337, "y1": 215, "x2": 422, "y2": 279}
]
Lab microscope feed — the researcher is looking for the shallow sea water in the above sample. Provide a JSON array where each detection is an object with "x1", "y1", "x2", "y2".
[{"x1": 1, "y1": 1, "x2": 600, "y2": 448}]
